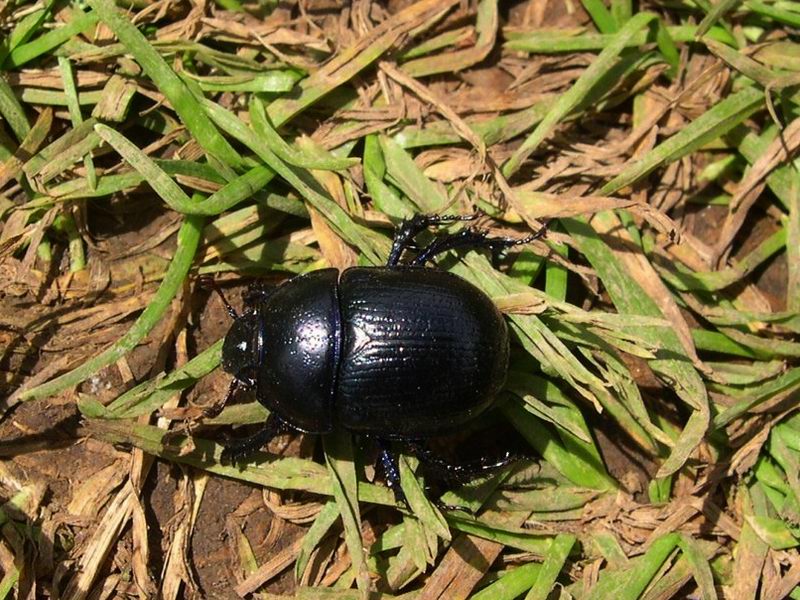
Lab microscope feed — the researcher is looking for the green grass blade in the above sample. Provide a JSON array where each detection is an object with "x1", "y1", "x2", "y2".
[
  {"x1": 677, "y1": 534, "x2": 719, "y2": 600},
  {"x1": 581, "y1": 0, "x2": 618, "y2": 33},
  {"x1": 457, "y1": 255, "x2": 657, "y2": 451},
  {"x1": 504, "y1": 24, "x2": 736, "y2": 53},
  {"x1": 399, "y1": 454, "x2": 451, "y2": 542},
  {"x1": 562, "y1": 216, "x2": 709, "y2": 478},
  {"x1": 323, "y1": 432, "x2": 371, "y2": 594},
  {"x1": 295, "y1": 501, "x2": 340, "y2": 581},
  {"x1": 58, "y1": 56, "x2": 96, "y2": 189},
  {"x1": 5, "y1": 8, "x2": 100, "y2": 69},
  {"x1": 524, "y1": 534, "x2": 576, "y2": 600},
  {"x1": 745, "y1": 0, "x2": 800, "y2": 27},
  {"x1": 24, "y1": 119, "x2": 100, "y2": 183},
  {"x1": 186, "y1": 71, "x2": 301, "y2": 93},
  {"x1": 444, "y1": 513, "x2": 554, "y2": 553},
  {"x1": 95, "y1": 124, "x2": 273, "y2": 215},
  {"x1": 601, "y1": 86, "x2": 764, "y2": 194},
  {"x1": 655, "y1": 20, "x2": 680, "y2": 78},
  {"x1": 0, "y1": 76, "x2": 30, "y2": 142},
  {"x1": 83, "y1": 419, "x2": 396, "y2": 505},
  {"x1": 502, "y1": 12, "x2": 657, "y2": 177},
  {"x1": 249, "y1": 98, "x2": 358, "y2": 170},
  {"x1": 611, "y1": 0, "x2": 632, "y2": 25},
  {"x1": 713, "y1": 367, "x2": 800, "y2": 428},
  {"x1": 696, "y1": 0, "x2": 741, "y2": 37},
  {"x1": 18, "y1": 213, "x2": 205, "y2": 402},
  {"x1": 589, "y1": 533, "x2": 680, "y2": 600},
  {"x1": 472, "y1": 563, "x2": 542, "y2": 600},
  {"x1": 734, "y1": 124, "x2": 800, "y2": 212},
  {"x1": 100, "y1": 340, "x2": 223, "y2": 418},
  {"x1": 85, "y1": 0, "x2": 240, "y2": 167},
  {"x1": 0, "y1": 106, "x2": 51, "y2": 189},
  {"x1": 363, "y1": 135, "x2": 413, "y2": 220},
  {"x1": 378, "y1": 136, "x2": 448, "y2": 213},
  {"x1": 0, "y1": 1, "x2": 53, "y2": 63},
  {"x1": 202, "y1": 100, "x2": 384, "y2": 263},
  {"x1": 503, "y1": 401, "x2": 615, "y2": 490}
]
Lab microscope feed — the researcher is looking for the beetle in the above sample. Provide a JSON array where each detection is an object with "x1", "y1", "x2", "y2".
[{"x1": 213, "y1": 213, "x2": 547, "y2": 497}]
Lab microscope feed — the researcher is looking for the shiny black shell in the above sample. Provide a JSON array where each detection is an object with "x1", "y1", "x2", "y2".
[
  {"x1": 255, "y1": 269, "x2": 339, "y2": 433},
  {"x1": 248, "y1": 267, "x2": 509, "y2": 438}
]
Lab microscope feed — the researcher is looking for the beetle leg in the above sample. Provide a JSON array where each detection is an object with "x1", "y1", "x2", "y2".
[
  {"x1": 201, "y1": 377, "x2": 245, "y2": 420},
  {"x1": 199, "y1": 275, "x2": 238, "y2": 319},
  {"x1": 408, "y1": 441, "x2": 522, "y2": 483},
  {"x1": 387, "y1": 213, "x2": 479, "y2": 266},
  {"x1": 243, "y1": 282, "x2": 274, "y2": 308},
  {"x1": 410, "y1": 220, "x2": 550, "y2": 267},
  {"x1": 377, "y1": 439, "x2": 406, "y2": 503},
  {"x1": 221, "y1": 413, "x2": 287, "y2": 466}
]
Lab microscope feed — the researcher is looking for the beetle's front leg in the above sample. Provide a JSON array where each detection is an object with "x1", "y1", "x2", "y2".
[
  {"x1": 200, "y1": 377, "x2": 245, "y2": 420},
  {"x1": 221, "y1": 413, "x2": 289, "y2": 466}
]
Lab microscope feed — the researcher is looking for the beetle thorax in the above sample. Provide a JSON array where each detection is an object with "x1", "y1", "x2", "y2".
[
  {"x1": 221, "y1": 312, "x2": 263, "y2": 386},
  {"x1": 252, "y1": 269, "x2": 341, "y2": 433}
]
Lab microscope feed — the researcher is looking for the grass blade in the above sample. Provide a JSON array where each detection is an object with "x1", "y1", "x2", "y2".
[
  {"x1": 85, "y1": 0, "x2": 240, "y2": 167},
  {"x1": 202, "y1": 100, "x2": 384, "y2": 263},
  {"x1": 0, "y1": 76, "x2": 30, "y2": 142},
  {"x1": 399, "y1": 454, "x2": 451, "y2": 542},
  {"x1": 524, "y1": 534, "x2": 576, "y2": 600},
  {"x1": 17, "y1": 213, "x2": 205, "y2": 402},
  {"x1": 601, "y1": 86, "x2": 764, "y2": 195},
  {"x1": 295, "y1": 501, "x2": 340, "y2": 581},
  {"x1": 502, "y1": 12, "x2": 657, "y2": 177},
  {"x1": 94, "y1": 124, "x2": 273, "y2": 215},
  {"x1": 323, "y1": 432, "x2": 371, "y2": 595},
  {"x1": 5, "y1": 8, "x2": 99, "y2": 69},
  {"x1": 562, "y1": 216, "x2": 709, "y2": 478}
]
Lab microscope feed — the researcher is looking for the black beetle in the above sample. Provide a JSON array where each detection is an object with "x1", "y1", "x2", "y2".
[{"x1": 214, "y1": 213, "x2": 546, "y2": 497}]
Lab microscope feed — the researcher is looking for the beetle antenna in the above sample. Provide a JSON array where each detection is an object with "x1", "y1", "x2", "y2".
[{"x1": 200, "y1": 276, "x2": 238, "y2": 320}]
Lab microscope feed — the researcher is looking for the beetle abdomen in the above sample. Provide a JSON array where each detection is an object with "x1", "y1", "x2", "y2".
[
  {"x1": 336, "y1": 267, "x2": 509, "y2": 438},
  {"x1": 258, "y1": 268, "x2": 340, "y2": 433}
]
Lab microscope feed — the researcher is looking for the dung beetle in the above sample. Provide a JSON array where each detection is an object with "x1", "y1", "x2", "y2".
[{"x1": 213, "y1": 213, "x2": 547, "y2": 497}]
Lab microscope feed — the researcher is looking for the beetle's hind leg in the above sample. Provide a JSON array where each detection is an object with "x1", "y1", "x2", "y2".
[
  {"x1": 376, "y1": 439, "x2": 406, "y2": 503},
  {"x1": 387, "y1": 213, "x2": 479, "y2": 266},
  {"x1": 410, "y1": 220, "x2": 550, "y2": 268},
  {"x1": 221, "y1": 413, "x2": 289, "y2": 465},
  {"x1": 407, "y1": 441, "x2": 521, "y2": 483}
]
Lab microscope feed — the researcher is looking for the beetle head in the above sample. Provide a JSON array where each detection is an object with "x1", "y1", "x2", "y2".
[{"x1": 221, "y1": 311, "x2": 263, "y2": 386}]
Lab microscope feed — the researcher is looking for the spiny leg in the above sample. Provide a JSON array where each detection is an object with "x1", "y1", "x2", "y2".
[
  {"x1": 410, "y1": 220, "x2": 551, "y2": 267},
  {"x1": 405, "y1": 442, "x2": 527, "y2": 513},
  {"x1": 377, "y1": 439, "x2": 406, "y2": 503},
  {"x1": 221, "y1": 413, "x2": 289, "y2": 465},
  {"x1": 199, "y1": 275, "x2": 238, "y2": 319},
  {"x1": 387, "y1": 213, "x2": 479, "y2": 267},
  {"x1": 407, "y1": 441, "x2": 521, "y2": 484},
  {"x1": 201, "y1": 377, "x2": 246, "y2": 420}
]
